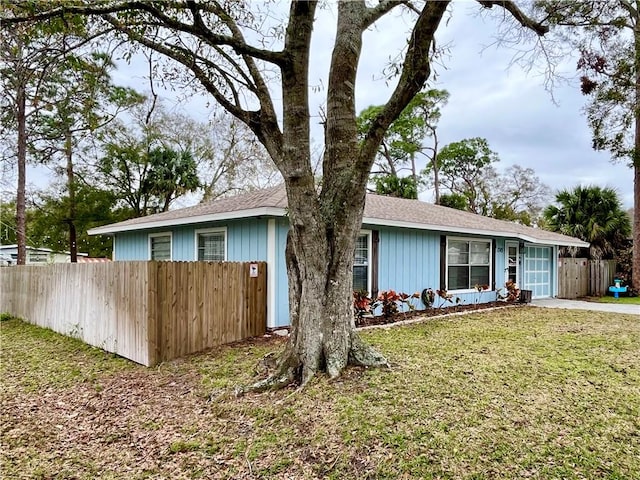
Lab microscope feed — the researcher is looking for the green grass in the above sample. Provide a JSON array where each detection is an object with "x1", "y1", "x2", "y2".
[
  {"x1": 1, "y1": 309, "x2": 639, "y2": 479},
  {"x1": 590, "y1": 295, "x2": 640, "y2": 305},
  {"x1": 0, "y1": 318, "x2": 136, "y2": 394}
]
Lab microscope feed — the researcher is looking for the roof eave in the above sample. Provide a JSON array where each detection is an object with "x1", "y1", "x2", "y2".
[
  {"x1": 88, "y1": 207, "x2": 589, "y2": 249},
  {"x1": 362, "y1": 217, "x2": 590, "y2": 247},
  {"x1": 88, "y1": 207, "x2": 287, "y2": 235}
]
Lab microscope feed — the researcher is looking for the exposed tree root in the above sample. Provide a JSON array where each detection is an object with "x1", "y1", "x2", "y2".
[
  {"x1": 236, "y1": 366, "x2": 297, "y2": 396},
  {"x1": 348, "y1": 332, "x2": 391, "y2": 368},
  {"x1": 235, "y1": 332, "x2": 390, "y2": 396},
  {"x1": 237, "y1": 346, "x2": 300, "y2": 396}
]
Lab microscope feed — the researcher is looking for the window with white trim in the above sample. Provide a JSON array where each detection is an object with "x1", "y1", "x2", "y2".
[
  {"x1": 196, "y1": 228, "x2": 226, "y2": 261},
  {"x1": 447, "y1": 238, "x2": 491, "y2": 290},
  {"x1": 149, "y1": 233, "x2": 172, "y2": 261},
  {"x1": 353, "y1": 232, "x2": 370, "y2": 292}
]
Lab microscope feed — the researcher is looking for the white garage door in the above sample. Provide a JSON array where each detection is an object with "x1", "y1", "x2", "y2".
[{"x1": 524, "y1": 246, "x2": 552, "y2": 298}]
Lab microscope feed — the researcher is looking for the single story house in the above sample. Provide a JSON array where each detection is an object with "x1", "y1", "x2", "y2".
[
  {"x1": 0, "y1": 245, "x2": 88, "y2": 265},
  {"x1": 89, "y1": 186, "x2": 589, "y2": 328}
]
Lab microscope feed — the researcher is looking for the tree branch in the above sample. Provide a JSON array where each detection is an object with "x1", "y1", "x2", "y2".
[
  {"x1": 2, "y1": 1, "x2": 287, "y2": 65},
  {"x1": 478, "y1": 1, "x2": 549, "y2": 35},
  {"x1": 362, "y1": 0, "x2": 406, "y2": 28},
  {"x1": 358, "y1": 1, "x2": 450, "y2": 171}
]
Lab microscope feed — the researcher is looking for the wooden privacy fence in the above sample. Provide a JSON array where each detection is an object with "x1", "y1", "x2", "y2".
[
  {"x1": 557, "y1": 258, "x2": 616, "y2": 299},
  {"x1": 0, "y1": 261, "x2": 267, "y2": 366}
]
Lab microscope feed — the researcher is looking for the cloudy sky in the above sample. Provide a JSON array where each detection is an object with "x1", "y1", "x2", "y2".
[
  {"x1": 350, "y1": 1, "x2": 633, "y2": 208},
  {"x1": 18, "y1": 0, "x2": 634, "y2": 209}
]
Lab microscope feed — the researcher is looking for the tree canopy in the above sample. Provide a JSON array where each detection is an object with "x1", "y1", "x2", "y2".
[
  {"x1": 543, "y1": 185, "x2": 631, "y2": 259},
  {"x1": 357, "y1": 89, "x2": 449, "y2": 199},
  {"x1": 424, "y1": 138, "x2": 550, "y2": 225}
]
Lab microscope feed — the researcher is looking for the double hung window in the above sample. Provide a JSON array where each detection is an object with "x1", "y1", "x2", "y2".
[
  {"x1": 353, "y1": 233, "x2": 370, "y2": 292},
  {"x1": 447, "y1": 238, "x2": 491, "y2": 290}
]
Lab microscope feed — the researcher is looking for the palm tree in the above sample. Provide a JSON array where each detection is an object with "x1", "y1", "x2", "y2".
[{"x1": 544, "y1": 186, "x2": 631, "y2": 259}]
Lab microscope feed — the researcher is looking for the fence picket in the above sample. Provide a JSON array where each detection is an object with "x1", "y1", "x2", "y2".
[
  {"x1": 0, "y1": 261, "x2": 267, "y2": 366},
  {"x1": 558, "y1": 258, "x2": 616, "y2": 299}
]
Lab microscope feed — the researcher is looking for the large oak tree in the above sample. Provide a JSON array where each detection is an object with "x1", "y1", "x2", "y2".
[{"x1": 2, "y1": 1, "x2": 548, "y2": 389}]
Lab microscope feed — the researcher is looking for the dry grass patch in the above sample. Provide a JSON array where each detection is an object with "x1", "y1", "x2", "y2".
[{"x1": 1, "y1": 308, "x2": 639, "y2": 479}]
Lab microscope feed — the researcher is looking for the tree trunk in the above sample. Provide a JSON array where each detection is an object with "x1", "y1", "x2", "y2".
[
  {"x1": 242, "y1": 1, "x2": 450, "y2": 393},
  {"x1": 432, "y1": 129, "x2": 441, "y2": 204},
  {"x1": 16, "y1": 71, "x2": 27, "y2": 265},
  {"x1": 65, "y1": 128, "x2": 77, "y2": 263},
  {"x1": 242, "y1": 1, "x2": 389, "y2": 392},
  {"x1": 633, "y1": 21, "x2": 640, "y2": 292}
]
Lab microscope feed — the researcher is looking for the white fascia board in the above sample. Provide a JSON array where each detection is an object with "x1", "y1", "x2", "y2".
[
  {"x1": 362, "y1": 217, "x2": 590, "y2": 248},
  {"x1": 88, "y1": 207, "x2": 287, "y2": 235}
]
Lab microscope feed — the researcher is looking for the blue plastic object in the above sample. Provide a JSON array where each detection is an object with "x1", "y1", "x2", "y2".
[{"x1": 608, "y1": 285, "x2": 628, "y2": 298}]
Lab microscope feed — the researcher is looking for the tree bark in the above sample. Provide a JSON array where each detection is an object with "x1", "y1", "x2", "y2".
[
  {"x1": 16, "y1": 64, "x2": 27, "y2": 266},
  {"x1": 65, "y1": 128, "x2": 77, "y2": 262},
  {"x1": 633, "y1": 19, "x2": 640, "y2": 292}
]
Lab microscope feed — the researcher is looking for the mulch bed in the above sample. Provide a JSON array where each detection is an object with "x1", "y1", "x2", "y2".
[{"x1": 355, "y1": 301, "x2": 523, "y2": 328}]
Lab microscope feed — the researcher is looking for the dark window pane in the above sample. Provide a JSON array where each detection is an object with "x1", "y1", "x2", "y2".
[
  {"x1": 448, "y1": 266, "x2": 469, "y2": 290},
  {"x1": 470, "y1": 266, "x2": 489, "y2": 286},
  {"x1": 353, "y1": 265, "x2": 368, "y2": 292}
]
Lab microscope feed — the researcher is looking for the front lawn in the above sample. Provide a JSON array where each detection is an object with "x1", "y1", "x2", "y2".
[
  {"x1": 590, "y1": 295, "x2": 640, "y2": 305},
  {"x1": 1, "y1": 308, "x2": 639, "y2": 479}
]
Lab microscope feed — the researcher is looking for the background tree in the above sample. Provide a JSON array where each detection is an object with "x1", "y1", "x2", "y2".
[
  {"x1": 0, "y1": 185, "x2": 126, "y2": 257},
  {"x1": 32, "y1": 51, "x2": 143, "y2": 260},
  {"x1": 372, "y1": 175, "x2": 419, "y2": 199},
  {"x1": 0, "y1": 199, "x2": 19, "y2": 245},
  {"x1": 28, "y1": 184, "x2": 130, "y2": 258},
  {"x1": 4, "y1": 1, "x2": 549, "y2": 390},
  {"x1": 439, "y1": 192, "x2": 471, "y2": 211},
  {"x1": 164, "y1": 109, "x2": 282, "y2": 202},
  {"x1": 0, "y1": 23, "x2": 61, "y2": 264},
  {"x1": 357, "y1": 89, "x2": 449, "y2": 200},
  {"x1": 425, "y1": 137, "x2": 499, "y2": 214},
  {"x1": 535, "y1": 0, "x2": 640, "y2": 291},
  {"x1": 425, "y1": 138, "x2": 550, "y2": 225},
  {"x1": 543, "y1": 185, "x2": 631, "y2": 260},
  {"x1": 96, "y1": 101, "x2": 200, "y2": 216},
  {"x1": 140, "y1": 148, "x2": 200, "y2": 213}
]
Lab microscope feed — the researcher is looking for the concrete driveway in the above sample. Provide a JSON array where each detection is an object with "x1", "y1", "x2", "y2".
[{"x1": 531, "y1": 298, "x2": 639, "y2": 315}]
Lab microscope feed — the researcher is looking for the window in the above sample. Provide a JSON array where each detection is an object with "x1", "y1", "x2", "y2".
[
  {"x1": 447, "y1": 238, "x2": 491, "y2": 290},
  {"x1": 353, "y1": 232, "x2": 370, "y2": 292},
  {"x1": 149, "y1": 233, "x2": 172, "y2": 260},
  {"x1": 196, "y1": 228, "x2": 226, "y2": 261},
  {"x1": 28, "y1": 252, "x2": 48, "y2": 263}
]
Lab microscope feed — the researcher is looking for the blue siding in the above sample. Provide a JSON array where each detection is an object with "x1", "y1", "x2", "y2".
[
  {"x1": 228, "y1": 219, "x2": 268, "y2": 261},
  {"x1": 273, "y1": 218, "x2": 290, "y2": 328},
  {"x1": 114, "y1": 218, "x2": 268, "y2": 262},
  {"x1": 115, "y1": 231, "x2": 154, "y2": 260},
  {"x1": 376, "y1": 226, "x2": 440, "y2": 294},
  {"x1": 113, "y1": 216, "x2": 557, "y2": 327},
  {"x1": 172, "y1": 226, "x2": 193, "y2": 260}
]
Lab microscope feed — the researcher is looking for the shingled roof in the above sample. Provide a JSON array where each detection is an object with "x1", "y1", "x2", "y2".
[{"x1": 89, "y1": 185, "x2": 588, "y2": 247}]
